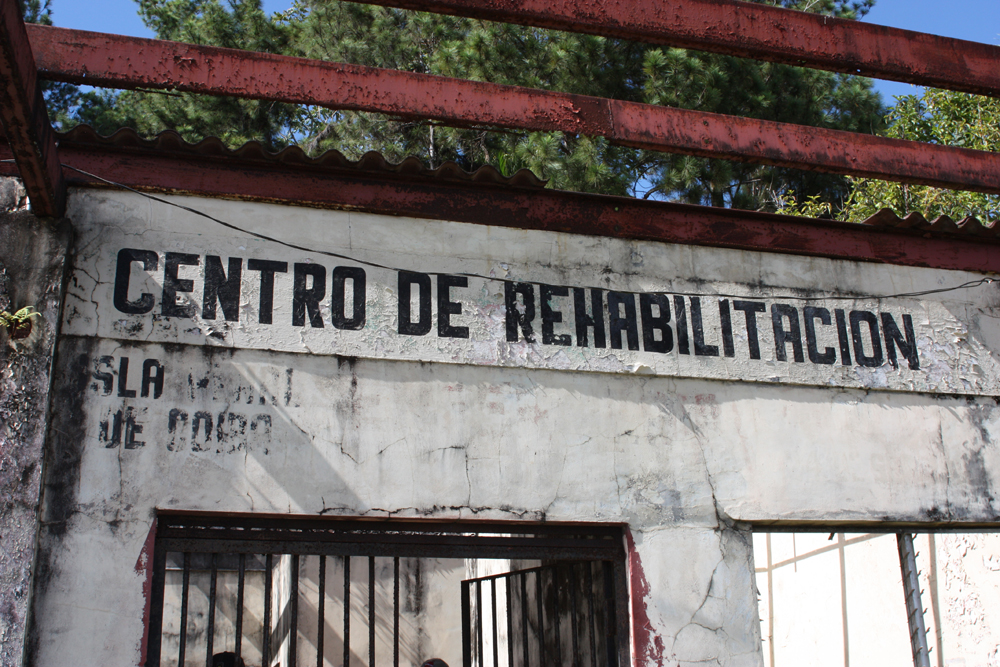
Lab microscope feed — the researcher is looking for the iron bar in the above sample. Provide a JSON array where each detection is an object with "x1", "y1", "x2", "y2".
[
  {"x1": 897, "y1": 534, "x2": 932, "y2": 667},
  {"x1": 146, "y1": 545, "x2": 168, "y2": 667},
  {"x1": 585, "y1": 563, "x2": 597, "y2": 667},
  {"x1": 264, "y1": 554, "x2": 272, "y2": 667},
  {"x1": 177, "y1": 553, "x2": 190, "y2": 667},
  {"x1": 476, "y1": 580, "x2": 484, "y2": 667},
  {"x1": 235, "y1": 553, "x2": 245, "y2": 664},
  {"x1": 569, "y1": 563, "x2": 580, "y2": 667},
  {"x1": 318, "y1": 556, "x2": 326, "y2": 667},
  {"x1": 26, "y1": 24, "x2": 1000, "y2": 195},
  {"x1": 0, "y1": 6, "x2": 64, "y2": 216},
  {"x1": 206, "y1": 553, "x2": 217, "y2": 667},
  {"x1": 505, "y1": 577, "x2": 514, "y2": 667},
  {"x1": 536, "y1": 571, "x2": 545, "y2": 667},
  {"x1": 344, "y1": 556, "x2": 351, "y2": 667},
  {"x1": 462, "y1": 581, "x2": 472, "y2": 667},
  {"x1": 290, "y1": 554, "x2": 300, "y2": 667},
  {"x1": 601, "y1": 562, "x2": 616, "y2": 667},
  {"x1": 520, "y1": 573, "x2": 529, "y2": 667},
  {"x1": 368, "y1": 556, "x2": 376, "y2": 667},
  {"x1": 393, "y1": 557, "x2": 400, "y2": 667},
  {"x1": 339, "y1": 0, "x2": 1000, "y2": 97},
  {"x1": 552, "y1": 568, "x2": 561, "y2": 667},
  {"x1": 490, "y1": 578, "x2": 498, "y2": 667}
]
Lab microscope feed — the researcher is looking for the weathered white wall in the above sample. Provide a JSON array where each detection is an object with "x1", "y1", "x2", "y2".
[{"x1": 28, "y1": 189, "x2": 1000, "y2": 667}]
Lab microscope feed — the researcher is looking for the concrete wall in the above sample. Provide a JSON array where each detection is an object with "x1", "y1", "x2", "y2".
[
  {"x1": 0, "y1": 183, "x2": 72, "y2": 666},
  {"x1": 24, "y1": 189, "x2": 1000, "y2": 666}
]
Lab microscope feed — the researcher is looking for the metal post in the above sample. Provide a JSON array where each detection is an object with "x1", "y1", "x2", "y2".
[
  {"x1": 897, "y1": 533, "x2": 931, "y2": 667},
  {"x1": 235, "y1": 554, "x2": 245, "y2": 663}
]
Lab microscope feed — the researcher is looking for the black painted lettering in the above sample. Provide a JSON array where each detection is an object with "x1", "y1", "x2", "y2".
[
  {"x1": 293, "y1": 263, "x2": 326, "y2": 328},
  {"x1": 113, "y1": 248, "x2": 158, "y2": 315},
  {"x1": 192, "y1": 411, "x2": 213, "y2": 451},
  {"x1": 803, "y1": 306, "x2": 836, "y2": 365},
  {"x1": 124, "y1": 409, "x2": 145, "y2": 449},
  {"x1": 691, "y1": 297, "x2": 720, "y2": 357},
  {"x1": 505, "y1": 282, "x2": 536, "y2": 343},
  {"x1": 167, "y1": 408, "x2": 188, "y2": 452},
  {"x1": 117, "y1": 357, "x2": 137, "y2": 398},
  {"x1": 771, "y1": 304, "x2": 804, "y2": 362},
  {"x1": 141, "y1": 359, "x2": 165, "y2": 398},
  {"x1": 719, "y1": 300, "x2": 735, "y2": 358},
  {"x1": 398, "y1": 271, "x2": 432, "y2": 336},
  {"x1": 608, "y1": 292, "x2": 639, "y2": 351},
  {"x1": 881, "y1": 313, "x2": 919, "y2": 370},
  {"x1": 573, "y1": 288, "x2": 606, "y2": 348},
  {"x1": 850, "y1": 310, "x2": 884, "y2": 368},
  {"x1": 438, "y1": 274, "x2": 470, "y2": 339},
  {"x1": 161, "y1": 252, "x2": 200, "y2": 318},
  {"x1": 639, "y1": 293, "x2": 672, "y2": 354},
  {"x1": 331, "y1": 267, "x2": 366, "y2": 330},
  {"x1": 835, "y1": 309, "x2": 852, "y2": 366},
  {"x1": 109, "y1": 409, "x2": 123, "y2": 447},
  {"x1": 202, "y1": 256, "x2": 242, "y2": 322},
  {"x1": 540, "y1": 284, "x2": 571, "y2": 346},
  {"x1": 93, "y1": 356, "x2": 114, "y2": 395},
  {"x1": 673, "y1": 296, "x2": 690, "y2": 355},
  {"x1": 247, "y1": 259, "x2": 288, "y2": 325},
  {"x1": 733, "y1": 300, "x2": 766, "y2": 360}
]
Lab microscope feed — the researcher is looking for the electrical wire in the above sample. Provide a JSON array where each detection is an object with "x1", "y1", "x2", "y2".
[{"x1": 8, "y1": 160, "x2": 997, "y2": 303}]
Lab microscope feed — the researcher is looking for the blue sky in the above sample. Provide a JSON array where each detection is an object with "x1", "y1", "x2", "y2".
[{"x1": 49, "y1": 0, "x2": 1000, "y2": 105}]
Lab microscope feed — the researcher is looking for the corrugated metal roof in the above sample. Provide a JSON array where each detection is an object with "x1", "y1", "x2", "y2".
[
  {"x1": 55, "y1": 125, "x2": 997, "y2": 238},
  {"x1": 56, "y1": 125, "x2": 548, "y2": 189},
  {"x1": 860, "y1": 208, "x2": 995, "y2": 236}
]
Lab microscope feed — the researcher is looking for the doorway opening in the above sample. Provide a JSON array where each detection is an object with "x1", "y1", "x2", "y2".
[{"x1": 145, "y1": 513, "x2": 630, "y2": 667}]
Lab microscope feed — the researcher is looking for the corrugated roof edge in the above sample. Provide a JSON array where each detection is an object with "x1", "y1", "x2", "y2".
[
  {"x1": 860, "y1": 208, "x2": 996, "y2": 236},
  {"x1": 55, "y1": 124, "x2": 548, "y2": 189},
  {"x1": 55, "y1": 125, "x2": 997, "y2": 239}
]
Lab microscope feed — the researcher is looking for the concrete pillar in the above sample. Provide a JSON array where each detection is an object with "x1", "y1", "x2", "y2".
[{"x1": 0, "y1": 186, "x2": 72, "y2": 666}]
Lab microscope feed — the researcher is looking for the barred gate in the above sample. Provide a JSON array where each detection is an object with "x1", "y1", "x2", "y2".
[
  {"x1": 146, "y1": 514, "x2": 629, "y2": 667},
  {"x1": 461, "y1": 561, "x2": 627, "y2": 667}
]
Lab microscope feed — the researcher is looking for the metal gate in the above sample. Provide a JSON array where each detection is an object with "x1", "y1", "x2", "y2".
[
  {"x1": 146, "y1": 513, "x2": 630, "y2": 667},
  {"x1": 461, "y1": 561, "x2": 627, "y2": 667}
]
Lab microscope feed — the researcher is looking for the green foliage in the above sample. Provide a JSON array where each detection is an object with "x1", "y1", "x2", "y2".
[
  {"x1": 779, "y1": 88, "x2": 1000, "y2": 223},
  {"x1": 73, "y1": 0, "x2": 300, "y2": 150},
  {"x1": 57, "y1": 0, "x2": 884, "y2": 206},
  {"x1": 842, "y1": 89, "x2": 1000, "y2": 223}
]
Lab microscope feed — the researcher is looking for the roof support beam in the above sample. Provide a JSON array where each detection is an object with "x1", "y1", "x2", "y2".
[
  {"x1": 339, "y1": 0, "x2": 1000, "y2": 98},
  {"x1": 0, "y1": 6, "x2": 63, "y2": 217},
  {"x1": 2, "y1": 139, "x2": 998, "y2": 275},
  {"x1": 27, "y1": 26, "x2": 1000, "y2": 195}
]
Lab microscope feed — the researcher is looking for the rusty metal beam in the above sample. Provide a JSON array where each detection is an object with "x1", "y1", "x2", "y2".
[
  {"x1": 26, "y1": 25, "x2": 1000, "y2": 195},
  {"x1": 0, "y1": 7, "x2": 64, "y2": 216},
  {"x1": 342, "y1": 0, "x2": 1000, "y2": 98},
  {"x1": 2, "y1": 138, "x2": 999, "y2": 275}
]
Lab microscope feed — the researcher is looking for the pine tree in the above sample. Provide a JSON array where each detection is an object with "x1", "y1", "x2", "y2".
[{"x1": 64, "y1": 0, "x2": 885, "y2": 209}]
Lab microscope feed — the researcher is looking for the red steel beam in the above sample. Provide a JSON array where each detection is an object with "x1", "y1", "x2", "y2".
[
  {"x1": 2, "y1": 139, "x2": 998, "y2": 275},
  {"x1": 0, "y1": 7, "x2": 64, "y2": 216},
  {"x1": 27, "y1": 25, "x2": 1000, "y2": 195},
  {"x1": 344, "y1": 0, "x2": 1000, "y2": 98}
]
